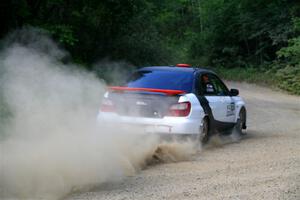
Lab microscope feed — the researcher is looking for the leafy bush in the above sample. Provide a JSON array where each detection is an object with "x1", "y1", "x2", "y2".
[
  {"x1": 275, "y1": 65, "x2": 300, "y2": 95},
  {"x1": 273, "y1": 18, "x2": 300, "y2": 95}
]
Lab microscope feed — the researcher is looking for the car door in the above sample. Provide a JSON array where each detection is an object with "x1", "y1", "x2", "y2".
[{"x1": 200, "y1": 73, "x2": 236, "y2": 123}]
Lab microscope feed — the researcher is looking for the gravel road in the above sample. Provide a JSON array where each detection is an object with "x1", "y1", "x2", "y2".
[{"x1": 67, "y1": 82, "x2": 300, "y2": 200}]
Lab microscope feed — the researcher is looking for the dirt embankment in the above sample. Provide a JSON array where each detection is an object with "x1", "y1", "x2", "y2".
[{"x1": 68, "y1": 82, "x2": 300, "y2": 200}]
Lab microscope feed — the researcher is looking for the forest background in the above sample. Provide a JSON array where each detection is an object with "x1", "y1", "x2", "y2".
[{"x1": 1, "y1": 0, "x2": 300, "y2": 94}]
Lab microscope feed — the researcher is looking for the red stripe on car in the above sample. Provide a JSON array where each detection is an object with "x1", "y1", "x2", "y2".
[{"x1": 108, "y1": 86, "x2": 185, "y2": 96}]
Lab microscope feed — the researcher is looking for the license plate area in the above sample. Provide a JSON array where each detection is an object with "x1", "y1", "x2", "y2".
[{"x1": 144, "y1": 125, "x2": 172, "y2": 133}]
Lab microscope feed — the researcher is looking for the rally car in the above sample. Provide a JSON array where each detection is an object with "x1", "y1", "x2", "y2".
[{"x1": 97, "y1": 64, "x2": 247, "y2": 143}]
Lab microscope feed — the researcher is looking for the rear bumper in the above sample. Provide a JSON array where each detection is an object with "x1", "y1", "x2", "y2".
[{"x1": 97, "y1": 112, "x2": 202, "y2": 135}]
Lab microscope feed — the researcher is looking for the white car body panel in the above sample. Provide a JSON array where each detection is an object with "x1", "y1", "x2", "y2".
[
  {"x1": 98, "y1": 93, "x2": 204, "y2": 135},
  {"x1": 205, "y1": 96, "x2": 233, "y2": 123},
  {"x1": 97, "y1": 92, "x2": 246, "y2": 136},
  {"x1": 232, "y1": 96, "x2": 246, "y2": 122}
]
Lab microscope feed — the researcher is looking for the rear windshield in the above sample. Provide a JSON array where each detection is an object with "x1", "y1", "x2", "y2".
[{"x1": 126, "y1": 70, "x2": 194, "y2": 93}]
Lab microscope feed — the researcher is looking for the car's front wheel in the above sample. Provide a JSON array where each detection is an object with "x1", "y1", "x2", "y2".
[{"x1": 235, "y1": 109, "x2": 246, "y2": 135}]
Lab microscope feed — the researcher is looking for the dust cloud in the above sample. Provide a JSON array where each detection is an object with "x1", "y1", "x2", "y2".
[
  {"x1": 205, "y1": 129, "x2": 242, "y2": 149},
  {"x1": 0, "y1": 28, "x2": 198, "y2": 199},
  {"x1": 153, "y1": 139, "x2": 199, "y2": 163}
]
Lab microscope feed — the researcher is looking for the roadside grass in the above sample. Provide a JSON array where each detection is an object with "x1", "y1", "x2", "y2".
[
  {"x1": 213, "y1": 67, "x2": 276, "y2": 86},
  {"x1": 212, "y1": 66, "x2": 300, "y2": 95}
]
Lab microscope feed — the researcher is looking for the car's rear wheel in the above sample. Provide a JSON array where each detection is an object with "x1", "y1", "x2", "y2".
[{"x1": 200, "y1": 117, "x2": 210, "y2": 143}]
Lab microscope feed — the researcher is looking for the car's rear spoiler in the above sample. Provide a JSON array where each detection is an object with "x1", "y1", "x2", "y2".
[{"x1": 108, "y1": 86, "x2": 185, "y2": 96}]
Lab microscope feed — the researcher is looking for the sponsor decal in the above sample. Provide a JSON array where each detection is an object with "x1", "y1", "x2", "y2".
[{"x1": 226, "y1": 102, "x2": 235, "y2": 116}]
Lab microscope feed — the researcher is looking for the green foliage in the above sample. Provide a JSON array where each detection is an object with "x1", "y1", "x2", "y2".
[
  {"x1": 277, "y1": 18, "x2": 300, "y2": 65},
  {"x1": 275, "y1": 65, "x2": 300, "y2": 95},
  {"x1": 0, "y1": 0, "x2": 299, "y2": 94},
  {"x1": 273, "y1": 17, "x2": 300, "y2": 95},
  {"x1": 42, "y1": 25, "x2": 78, "y2": 47},
  {"x1": 189, "y1": 0, "x2": 294, "y2": 67},
  {"x1": 277, "y1": 37, "x2": 300, "y2": 62}
]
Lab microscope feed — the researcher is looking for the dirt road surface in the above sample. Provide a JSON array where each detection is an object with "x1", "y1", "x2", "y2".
[{"x1": 67, "y1": 82, "x2": 300, "y2": 200}]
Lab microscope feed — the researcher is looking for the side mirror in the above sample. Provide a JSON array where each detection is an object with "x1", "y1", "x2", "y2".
[{"x1": 229, "y1": 88, "x2": 239, "y2": 96}]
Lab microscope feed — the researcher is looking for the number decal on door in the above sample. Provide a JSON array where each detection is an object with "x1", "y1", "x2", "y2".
[{"x1": 226, "y1": 102, "x2": 235, "y2": 116}]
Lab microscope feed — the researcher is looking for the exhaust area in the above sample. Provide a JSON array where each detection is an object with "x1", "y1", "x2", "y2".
[{"x1": 0, "y1": 28, "x2": 198, "y2": 199}]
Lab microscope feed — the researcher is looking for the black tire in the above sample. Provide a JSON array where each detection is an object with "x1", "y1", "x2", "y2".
[
  {"x1": 235, "y1": 109, "x2": 246, "y2": 135},
  {"x1": 200, "y1": 117, "x2": 210, "y2": 143}
]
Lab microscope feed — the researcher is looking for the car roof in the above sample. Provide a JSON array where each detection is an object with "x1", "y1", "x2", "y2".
[{"x1": 138, "y1": 66, "x2": 215, "y2": 75}]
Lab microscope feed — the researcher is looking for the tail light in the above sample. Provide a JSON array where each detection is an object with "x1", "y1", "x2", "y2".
[
  {"x1": 100, "y1": 98, "x2": 115, "y2": 112},
  {"x1": 167, "y1": 102, "x2": 191, "y2": 117}
]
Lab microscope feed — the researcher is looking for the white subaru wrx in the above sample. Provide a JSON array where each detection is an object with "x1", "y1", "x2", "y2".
[{"x1": 97, "y1": 64, "x2": 247, "y2": 143}]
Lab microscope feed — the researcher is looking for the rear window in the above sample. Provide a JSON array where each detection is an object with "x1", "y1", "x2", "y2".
[{"x1": 126, "y1": 70, "x2": 194, "y2": 93}]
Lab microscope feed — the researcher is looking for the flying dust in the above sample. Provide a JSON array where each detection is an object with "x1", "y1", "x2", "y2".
[{"x1": 0, "y1": 28, "x2": 198, "y2": 199}]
